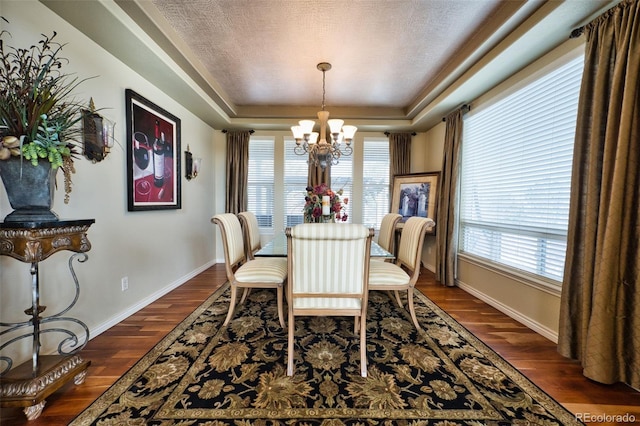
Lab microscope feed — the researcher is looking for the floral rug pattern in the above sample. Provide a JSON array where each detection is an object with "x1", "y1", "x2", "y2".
[{"x1": 70, "y1": 284, "x2": 582, "y2": 425}]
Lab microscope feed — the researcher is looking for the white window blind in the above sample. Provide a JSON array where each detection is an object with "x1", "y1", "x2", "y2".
[
  {"x1": 362, "y1": 138, "x2": 390, "y2": 229},
  {"x1": 459, "y1": 54, "x2": 584, "y2": 283},
  {"x1": 283, "y1": 138, "x2": 309, "y2": 227},
  {"x1": 247, "y1": 137, "x2": 274, "y2": 229}
]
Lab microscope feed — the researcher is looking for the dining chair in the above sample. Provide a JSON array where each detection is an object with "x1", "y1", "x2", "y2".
[
  {"x1": 374, "y1": 213, "x2": 402, "y2": 261},
  {"x1": 368, "y1": 216, "x2": 435, "y2": 330},
  {"x1": 286, "y1": 223, "x2": 374, "y2": 377},
  {"x1": 237, "y1": 211, "x2": 262, "y2": 304},
  {"x1": 212, "y1": 213, "x2": 287, "y2": 327},
  {"x1": 238, "y1": 211, "x2": 261, "y2": 260}
]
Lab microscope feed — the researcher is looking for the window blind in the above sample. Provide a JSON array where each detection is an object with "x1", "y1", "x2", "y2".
[
  {"x1": 247, "y1": 137, "x2": 274, "y2": 229},
  {"x1": 283, "y1": 138, "x2": 309, "y2": 227},
  {"x1": 459, "y1": 54, "x2": 584, "y2": 283},
  {"x1": 362, "y1": 138, "x2": 390, "y2": 229}
]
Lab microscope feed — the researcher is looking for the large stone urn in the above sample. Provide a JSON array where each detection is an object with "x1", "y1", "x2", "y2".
[{"x1": 0, "y1": 156, "x2": 59, "y2": 222}]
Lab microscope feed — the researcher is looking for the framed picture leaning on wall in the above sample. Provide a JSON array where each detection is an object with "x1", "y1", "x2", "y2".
[
  {"x1": 125, "y1": 89, "x2": 181, "y2": 211},
  {"x1": 391, "y1": 172, "x2": 439, "y2": 233}
]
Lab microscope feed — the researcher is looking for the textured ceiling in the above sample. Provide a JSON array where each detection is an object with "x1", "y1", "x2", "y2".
[{"x1": 149, "y1": 0, "x2": 502, "y2": 110}]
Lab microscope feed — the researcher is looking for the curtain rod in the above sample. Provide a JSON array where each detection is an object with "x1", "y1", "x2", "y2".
[
  {"x1": 441, "y1": 104, "x2": 471, "y2": 122},
  {"x1": 221, "y1": 129, "x2": 255, "y2": 134},
  {"x1": 384, "y1": 132, "x2": 416, "y2": 136}
]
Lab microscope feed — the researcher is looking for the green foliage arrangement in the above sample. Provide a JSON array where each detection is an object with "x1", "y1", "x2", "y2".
[{"x1": 0, "y1": 19, "x2": 90, "y2": 202}]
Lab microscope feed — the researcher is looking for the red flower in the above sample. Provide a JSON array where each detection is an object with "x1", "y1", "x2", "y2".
[{"x1": 303, "y1": 183, "x2": 347, "y2": 222}]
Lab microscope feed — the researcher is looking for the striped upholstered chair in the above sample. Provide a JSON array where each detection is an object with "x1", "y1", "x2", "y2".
[
  {"x1": 238, "y1": 211, "x2": 262, "y2": 261},
  {"x1": 374, "y1": 212, "x2": 402, "y2": 261},
  {"x1": 368, "y1": 216, "x2": 435, "y2": 330},
  {"x1": 212, "y1": 213, "x2": 287, "y2": 327},
  {"x1": 237, "y1": 211, "x2": 262, "y2": 303},
  {"x1": 286, "y1": 223, "x2": 374, "y2": 377}
]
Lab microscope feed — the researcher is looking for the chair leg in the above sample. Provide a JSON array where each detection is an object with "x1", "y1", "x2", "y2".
[
  {"x1": 276, "y1": 286, "x2": 285, "y2": 328},
  {"x1": 354, "y1": 315, "x2": 359, "y2": 334},
  {"x1": 239, "y1": 288, "x2": 251, "y2": 304},
  {"x1": 287, "y1": 311, "x2": 295, "y2": 376},
  {"x1": 394, "y1": 290, "x2": 404, "y2": 307},
  {"x1": 406, "y1": 287, "x2": 421, "y2": 330},
  {"x1": 359, "y1": 314, "x2": 367, "y2": 377},
  {"x1": 223, "y1": 285, "x2": 238, "y2": 326}
]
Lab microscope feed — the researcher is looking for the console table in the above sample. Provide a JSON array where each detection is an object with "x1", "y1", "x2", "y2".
[{"x1": 0, "y1": 219, "x2": 95, "y2": 420}]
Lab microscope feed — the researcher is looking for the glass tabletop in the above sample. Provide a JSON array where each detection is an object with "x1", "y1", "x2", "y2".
[{"x1": 255, "y1": 231, "x2": 394, "y2": 259}]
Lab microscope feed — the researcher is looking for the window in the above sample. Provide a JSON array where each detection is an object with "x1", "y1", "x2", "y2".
[
  {"x1": 362, "y1": 138, "x2": 390, "y2": 229},
  {"x1": 283, "y1": 138, "x2": 309, "y2": 227},
  {"x1": 459, "y1": 54, "x2": 584, "y2": 283},
  {"x1": 247, "y1": 133, "x2": 387, "y2": 232},
  {"x1": 247, "y1": 137, "x2": 274, "y2": 229}
]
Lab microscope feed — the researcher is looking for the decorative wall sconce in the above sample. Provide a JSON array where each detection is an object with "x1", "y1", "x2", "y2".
[
  {"x1": 185, "y1": 145, "x2": 202, "y2": 180},
  {"x1": 83, "y1": 98, "x2": 115, "y2": 163}
]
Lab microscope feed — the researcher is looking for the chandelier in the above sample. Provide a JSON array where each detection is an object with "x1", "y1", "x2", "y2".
[{"x1": 291, "y1": 62, "x2": 357, "y2": 170}]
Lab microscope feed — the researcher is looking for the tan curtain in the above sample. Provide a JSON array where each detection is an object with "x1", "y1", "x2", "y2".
[
  {"x1": 436, "y1": 108, "x2": 465, "y2": 287},
  {"x1": 388, "y1": 133, "x2": 412, "y2": 196},
  {"x1": 558, "y1": 0, "x2": 639, "y2": 389},
  {"x1": 308, "y1": 161, "x2": 330, "y2": 188},
  {"x1": 225, "y1": 130, "x2": 251, "y2": 214}
]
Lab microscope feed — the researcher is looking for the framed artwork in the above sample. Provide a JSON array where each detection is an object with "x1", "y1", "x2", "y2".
[
  {"x1": 391, "y1": 172, "x2": 439, "y2": 233},
  {"x1": 125, "y1": 89, "x2": 181, "y2": 211}
]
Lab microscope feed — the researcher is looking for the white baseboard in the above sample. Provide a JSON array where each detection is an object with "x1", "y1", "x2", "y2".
[
  {"x1": 58, "y1": 260, "x2": 216, "y2": 354},
  {"x1": 455, "y1": 279, "x2": 559, "y2": 343}
]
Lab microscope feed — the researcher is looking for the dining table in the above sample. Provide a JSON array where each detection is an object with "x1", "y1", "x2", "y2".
[{"x1": 255, "y1": 230, "x2": 394, "y2": 259}]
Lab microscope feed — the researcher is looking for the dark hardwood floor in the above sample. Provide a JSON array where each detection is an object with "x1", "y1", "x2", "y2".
[{"x1": 2, "y1": 264, "x2": 639, "y2": 425}]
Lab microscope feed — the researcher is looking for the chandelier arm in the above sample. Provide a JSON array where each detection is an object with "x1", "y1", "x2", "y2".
[{"x1": 293, "y1": 144, "x2": 309, "y2": 156}]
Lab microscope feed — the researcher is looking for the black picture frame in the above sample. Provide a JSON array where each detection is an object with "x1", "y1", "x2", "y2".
[
  {"x1": 390, "y1": 172, "x2": 439, "y2": 233},
  {"x1": 125, "y1": 89, "x2": 181, "y2": 211}
]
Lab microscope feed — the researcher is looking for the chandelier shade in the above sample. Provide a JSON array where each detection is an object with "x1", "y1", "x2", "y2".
[{"x1": 291, "y1": 62, "x2": 356, "y2": 170}]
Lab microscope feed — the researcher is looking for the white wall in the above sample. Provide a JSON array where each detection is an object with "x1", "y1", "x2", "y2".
[{"x1": 0, "y1": 1, "x2": 222, "y2": 367}]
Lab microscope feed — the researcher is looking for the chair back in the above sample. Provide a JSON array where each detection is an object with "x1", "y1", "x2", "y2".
[
  {"x1": 287, "y1": 223, "x2": 373, "y2": 306},
  {"x1": 396, "y1": 217, "x2": 436, "y2": 276},
  {"x1": 238, "y1": 211, "x2": 261, "y2": 260},
  {"x1": 212, "y1": 213, "x2": 246, "y2": 273},
  {"x1": 377, "y1": 213, "x2": 402, "y2": 254}
]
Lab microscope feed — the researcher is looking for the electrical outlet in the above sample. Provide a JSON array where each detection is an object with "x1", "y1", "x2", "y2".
[{"x1": 121, "y1": 276, "x2": 129, "y2": 291}]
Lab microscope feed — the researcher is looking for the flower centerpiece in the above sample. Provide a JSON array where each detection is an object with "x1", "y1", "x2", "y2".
[
  {"x1": 0, "y1": 25, "x2": 91, "y2": 221},
  {"x1": 303, "y1": 183, "x2": 348, "y2": 223}
]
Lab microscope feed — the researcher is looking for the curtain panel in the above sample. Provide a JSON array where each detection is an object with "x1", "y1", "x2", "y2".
[
  {"x1": 388, "y1": 132, "x2": 412, "y2": 187},
  {"x1": 558, "y1": 0, "x2": 639, "y2": 389},
  {"x1": 225, "y1": 131, "x2": 251, "y2": 214},
  {"x1": 436, "y1": 108, "x2": 465, "y2": 287}
]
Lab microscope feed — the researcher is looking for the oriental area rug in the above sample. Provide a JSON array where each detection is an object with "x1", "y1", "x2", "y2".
[{"x1": 70, "y1": 284, "x2": 582, "y2": 425}]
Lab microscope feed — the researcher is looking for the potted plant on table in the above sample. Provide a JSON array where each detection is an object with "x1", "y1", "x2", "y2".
[{"x1": 0, "y1": 22, "x2": 90, "y2": 223}]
